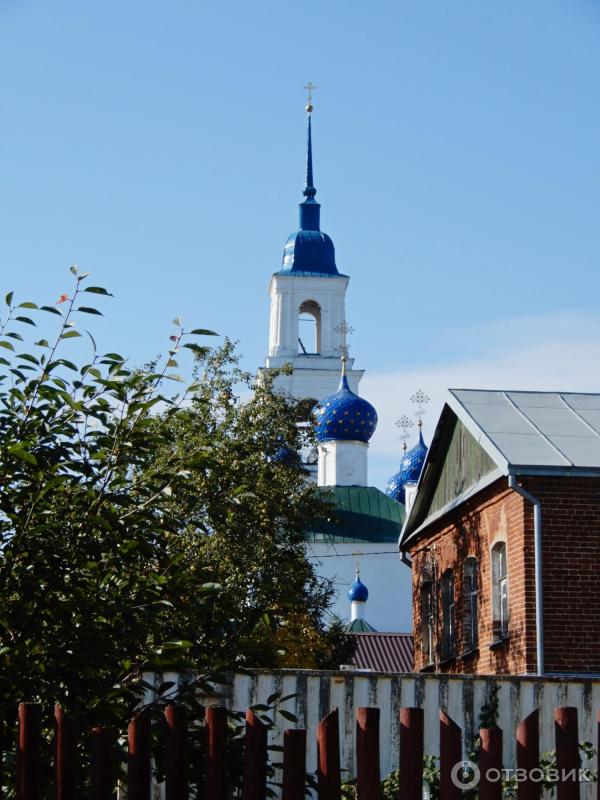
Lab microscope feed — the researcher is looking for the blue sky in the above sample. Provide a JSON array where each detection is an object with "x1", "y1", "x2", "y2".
[{"x1": 1, "y1": 0, "x2": 600, "y2": 493}]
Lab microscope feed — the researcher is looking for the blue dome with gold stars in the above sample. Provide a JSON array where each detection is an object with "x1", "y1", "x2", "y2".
[
  {"x1": 314, "y1": 371, "x2": 377, "y2": 443},
  {"x1": 385, "y1": 431, "x2": 428, "y2": 503}
]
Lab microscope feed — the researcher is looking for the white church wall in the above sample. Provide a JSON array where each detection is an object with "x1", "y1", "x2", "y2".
[
  {"x1": 317, "y1": 440, "x2": 368, "y2": 487},
  {"x1": 307, "y1": 541, "x2": 413, "y2": 632}
]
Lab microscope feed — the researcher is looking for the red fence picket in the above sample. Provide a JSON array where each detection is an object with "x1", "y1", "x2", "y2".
[
  {"x1": 128, "y1": 711, "x2": 151, "y2": 800},
  {"x1": 555, "y1": 707, "x2": 580, "y2": 800},
  {"x1": 243, "y1": 709, "x2": 267, "y2": 800},
  {"x1": 439, "y1": 711, "x2": 462, "y2": 800},
  {"x1": 54, "y1": 705, "x2": 74, "y2": 800},
  {"x1": 17, "y1": 703, "x2": 41, "y2": 800},
  {"x1": 356, "y1": 707, "x2": 379, "y2": 798},
  {"x1": 90, "y1": 726, "x2": 114, "y2": 800},
  {"x1": 282, "y1": 728, "x2": 306, "y2": 800},
  {"x1": 205, "y1": 706, "x2": 228, "y2": 800},
  {"x1": 479, "y1": 727, "x2": 503, "y2": 800},
  {"x1": 400, "y1": 707, "x2": 424, "y2": 800},
  {"x1": 516, "y1": 709, "x2": 539, "y2": 800},
  {"x1": 165, "y1": 704, "x2": 188, "y2": 800},
  {"x1": 317, "y1": 708, "x2": 341, "y2": 800}
]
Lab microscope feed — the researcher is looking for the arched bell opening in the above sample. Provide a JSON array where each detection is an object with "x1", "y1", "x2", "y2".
[{"x1": 298, "y1": 300, "x2": 321, "y2": 355}]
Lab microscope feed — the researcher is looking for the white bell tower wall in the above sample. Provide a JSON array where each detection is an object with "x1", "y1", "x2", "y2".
[{"x1": 263, "y1": 273, "x2": 364, "y2": 402}]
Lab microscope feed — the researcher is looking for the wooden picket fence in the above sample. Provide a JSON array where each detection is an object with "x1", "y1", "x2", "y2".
[{"x1": 5, "y1": 701, "x2": 599, "y2": 799}]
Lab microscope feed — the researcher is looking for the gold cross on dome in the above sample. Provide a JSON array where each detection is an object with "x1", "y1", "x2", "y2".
[{"x1": 304, "y1": 81, "x2": 317, "y2": 112}]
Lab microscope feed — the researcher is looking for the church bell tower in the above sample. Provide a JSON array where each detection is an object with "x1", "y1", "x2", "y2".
[{"x1": 263, "y1": 89, "x2": 363, "y2": 405}]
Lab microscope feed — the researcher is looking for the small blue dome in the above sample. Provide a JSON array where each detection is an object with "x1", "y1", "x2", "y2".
[
  {"x1": 314, "y1": 375, "x2": 378, "y2": 443},
  {"x1": 348, "y1": 576, "x2": 368, "y2": 602},
  {"x1": 385, "y1": 431, "x2": 428, "y2": 503},
  {"x1": 281, "y1": 226, "x2": 338, "y2": 276},
  {"x1": 271, "y1": 445, "x2": 301, "y2": 467}
]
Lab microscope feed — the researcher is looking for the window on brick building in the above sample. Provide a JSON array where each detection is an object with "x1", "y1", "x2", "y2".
[
  {"x1": 491, "y1": 542, "x2": 509, "y2": 640},
  {"x1": 463, "y1": 557, "x2": 478, "y2": 651},
  {"x1": 441, "y1": 570, "x2": 455, "y2": 659},
  {"x1": 420, "y1": 582, "x2": 434, "y2": 665}
]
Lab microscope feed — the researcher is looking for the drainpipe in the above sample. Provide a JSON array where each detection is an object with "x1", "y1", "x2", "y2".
[
  {"x1": 508, "y1": 475, "x2": 544, "y2": 676},
  {"x1": 400, "y1": 551, "x2": 412, "y2": 568}
]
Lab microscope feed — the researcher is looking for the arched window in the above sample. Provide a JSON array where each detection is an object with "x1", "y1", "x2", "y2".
[
  {"x1": 298, "y1": 300, "x2": 321, "y2": 354},
  {"x1": 420, "y1": 581, "x2": 434, "y2": 665},
  {"x1": 463, "y1": 557, "x2": 478, "y2": 651},
  {"x1": 491, "y1": 542, "x2": 509, "y2": 640},
  {"x1": 441, "y1": 570, "x2": 455, "y2": 659}
]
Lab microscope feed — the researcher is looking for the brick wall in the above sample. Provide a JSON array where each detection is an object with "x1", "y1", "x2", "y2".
[
  {"x1": 522, "y1": 476, "x2": 600, "y2": 675},
  {"x1": 407, "y1": 474, "x2": 600, "y2": 675}
]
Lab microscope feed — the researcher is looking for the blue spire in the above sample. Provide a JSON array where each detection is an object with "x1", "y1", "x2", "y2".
[
  {"x1": 304, "y1": 115, "x2": 316, "y2": 200},
  {"x1": 299, "y1": 113, "x2": 320, "y2": 231},
  {"x1": 278, "y1": 97, "x2": 339, "y2": 277}
]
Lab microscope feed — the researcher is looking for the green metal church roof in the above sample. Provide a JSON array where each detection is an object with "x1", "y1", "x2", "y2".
[{"x1": 305, "y1": 485, "x2": 405, "y2": 543}]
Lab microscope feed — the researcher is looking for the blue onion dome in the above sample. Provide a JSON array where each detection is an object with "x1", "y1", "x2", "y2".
[
  {"x1": 348, "y1": 574, "x2": 368, "y2": 603},
  {"x1": 282, "y1": 229, "x2": 337, "y2": 276},
  {"x1": 269, "y1": 435, "x2": 301, "y2": 467},
  {"x1": 385, "y1": 430, "x2": 428, "y2": 503},
  {"x1": 271, "y1": 445, "x2": 301, "y2": 467},
  {"x1": 314, "y1": 372, "x2": 378, "y2": 444}
]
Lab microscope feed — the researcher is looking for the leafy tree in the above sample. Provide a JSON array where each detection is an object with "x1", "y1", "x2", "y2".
[
  {"x1": 0, "y1": 268, "x2": 354, "y2": 741},
  {"x1": 152, "y1": 340, "x2": 356, "y2": 670}
]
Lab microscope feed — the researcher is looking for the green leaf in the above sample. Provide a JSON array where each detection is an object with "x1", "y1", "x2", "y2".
[
  {"x1": 17, "y1": 353, "x2": 39, "y2": 365},
  {"x1": 277, "y1": 709, "x2": 298, "y2": 723},
  {"x1": 166, "y1": 374, "x2": 185, "y2": 382},
  {"x1": 8, "y1": 444, "x2": 38, "y2": 466},
  {"x1": 5, "y1": 332, "x2": 23, "y2": 341},
  {"x1": 5, "y1": 291, "x2": 14, "y2": 307},
  {"x1": 166, "y1": 359, "x2": 178, "y2": 368},
  {"x1": 189, "y1": 328, "x2": 218, "y2": 336},
  {"x1": 77, "y1": 307, "x2": 103, "y2": 316},
  {"x1": 84, "y1": 286, "x2": 113, "y2": 296},
  {"x1": 0, "y1": 340, "x2": 15, "y2": 351},
  {"x1": 86, "y1": 330, "x2": 97, "y2": 352},
  {"x1": 40, "y1": 306, "x2": 62, "y2": 316},
  {"x1": 102, "y1": 353, "x2": 124, "y2": 361},
  {"x1": 18, "y1": 302, "x2": 38, "y2": 309},
  {"x1": 15, "y1": 316, "x2": 35, "y2": 326},
  {"x1": 198, "y1": 582, "x2": 223, "y2": 594},
  {"x1": 69, "y1": 264, "x2": 78, "y2": 275},
  {"x1": 61, "y1": 330, "x2": 82, "y2": 339},
  {"x1": 172, "y1": 316, "x2": 182, "y2": 327},
  {"x1": 183, "y1": 343, "x2": 209, "y2": 356}
]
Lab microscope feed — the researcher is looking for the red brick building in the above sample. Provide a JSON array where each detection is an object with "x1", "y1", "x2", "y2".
[{"x1": 399, "y1": 389, "x2": 600, "y2": 676}]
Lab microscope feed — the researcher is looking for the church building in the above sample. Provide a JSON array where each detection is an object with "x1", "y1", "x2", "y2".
[
  {"x1": 261, "y1": 94, "x2": 409, "y2": 632},
  {"x1": 400, "y1": 388, "x2": 600, "y2": 676}
]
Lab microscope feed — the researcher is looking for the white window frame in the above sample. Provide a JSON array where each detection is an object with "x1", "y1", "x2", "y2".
[
  {"x1": 491, "y1": 541, "x2": 509, "y2": 640},
  {"x1": 464, "y1": 557, "x2": 478, "y2": 651}
]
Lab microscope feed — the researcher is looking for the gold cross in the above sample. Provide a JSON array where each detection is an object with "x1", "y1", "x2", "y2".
[{"x1": 304, "y1": 81, "x2": 317, "y2": 112}]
